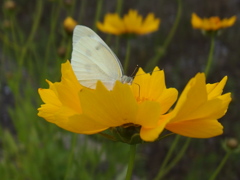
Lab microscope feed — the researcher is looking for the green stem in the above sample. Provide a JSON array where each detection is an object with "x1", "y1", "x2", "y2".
[
  {"x1": 93, "y1": 0, "x2": 103, "y2": 31},
  {"x1": 115, "y1": 36, "x2": 120, "y2": 55},
  {"x1": 41, "y1": 2, "x2": 61, "y2": 82},
  {"x1": 123, "y1": 39, "x2": 131, "y2": 73},
  {"x1": 19, "y1": 0, "x2": 43, "y2": 66},
  {"x1": 154, "y1": 135, "x2": 180, "y2": 180},
  {"x1": 68, "y1": 0, "x2": 76, "y2": 16},
  {"x1": 154, "y1": 137, "x2": 191, "y2": 180},
  {"x1": 64, "y1": 134, "x2": 78, "y2": 180},
  {"x1": 204, "y1": 36, "x2": 215, "y2": 77},
  {"x1": 162, "y1": 138, "x2": 191, "y2": 177},
  {"x1": 116, "y1": 0, "x2": 123, "y2": 14},
  {"x1": 64, "y1": 37, "x2": 72, "y2": 62},
  {"x1": 114, "y1": 0, "x2": 123, "y2": 55},
  {"x1": 0, "y1": 32, "x2": 21, "y2": 52},
  {"x1": 145, "y1": 0, "x2": 182, "y2": 71},
  {"x1": 209, "y1": 151, "x2": 231, "y2": 180},
  {"x1": 125, "y1": 144, "x2": 137, "y2": 180},
  {"x1": 9, "y1": 15, "x2": 19, "y2": 58},
  {"x1": 13, "y1": 0, "x2": 43, "y2": 102},
  {"x1": 78, "y1": 0, "x2": 86, "y2": 24}
]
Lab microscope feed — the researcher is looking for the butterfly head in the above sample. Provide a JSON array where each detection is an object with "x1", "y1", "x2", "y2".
[{"x1": 121, "y1": 75, "x2": 133, "y2": 85}]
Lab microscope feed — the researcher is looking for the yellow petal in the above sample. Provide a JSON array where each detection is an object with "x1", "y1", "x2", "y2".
[
  {"x1": 79, "y1": 81, "x2": 138, "y2": 127},
  {"x1": 207, "y1": 76, "x2": 227, "y2": 99},
  {"x1": 170, "y1": 73, "x2": 207, "y2": 122},
  {"x1": 140, "y1": 13, "x2": 160, "y2": 34},
  {"x1": 131, "y1": 67, "x2": 178, "y2": 114},
  {"x1": 38, "y1": 88, "x2": 61, "y2": 106},
  {"x1": 174, "y1": 94, "x2": 231, "y2": 121},
  {"x1": 136, "y1": 101, "x2": 161, "y2": 128},
  {"x1": 191, "y1": 13, "x2": 203, "y2": 29},
  {"x1": 140, "y1": 114, "x2": 171, "y2": 141},
  {"x1": 221, "y1": 16, "x2": 237, "y2": 27},
  {"x1": 123, "y1": 9, "x2": 143, "y2": 33},
  {"x1": 38, "y1": 87, "x2": 62, "y2": 123},
  {"x1": 166, "y1": 119, "x2": 223, "y2": 138},
  {"x1": 97, "y1": 13, "x2": 125, "y2": 35},
  {"x1": 38, "y1": 61, "x2": 82, "y2": 126},
  {"x1": 67, "y1": 114, "x2": 109, "y2": 134},
  {"x1": 166, "y1": 73, "x2": 231, "y2": 138}
]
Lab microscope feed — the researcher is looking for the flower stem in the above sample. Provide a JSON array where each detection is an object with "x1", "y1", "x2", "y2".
[
  {"x1": 204, "y1": 35, "x2": 215, "y2": 77},
  {"x1": 154, "y1": 136, "x2": 191, "y2": 180},
  {"x1": 123, "y1": 39, "x2": 131, "y2": 73},
  {"x1": 93, "y1": 0, "x2": 103, "y2": 31},
  {"x1": 116, "y1": 0, "x2": 123, "y2": 15},
  {"x1": 145, "y1": 0, "x2": 182, "y2": 71},
  {"x1": 154, "y1": 135, "x2": 180, "y2": 180},
  {"x1": 125, "y1": 144, "x2": 137, "y2": 180},
  {"x1": 78, "y1": 0, "x2": 86, "y2": 24},
  {"x1": 162, "y1": 138, "x2": 191, "y2": 177},
  {"x1": 209, "y1": 151, "x2": 231, "y2": 180},
  {"x1": 114, "y1": 0, "x2": 123, "y2": 55},
  {"x1": 64, "y1": 134, "x2": 77, "y2": 180}
]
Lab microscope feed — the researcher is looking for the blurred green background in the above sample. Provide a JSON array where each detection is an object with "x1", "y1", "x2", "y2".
[{"x1": 0, "y1": 0, "x2": 239, "y2": 179}]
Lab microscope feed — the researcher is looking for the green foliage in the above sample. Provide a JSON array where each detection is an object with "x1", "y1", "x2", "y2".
[{"x1": 0, "y1": 0, "x2": 239, "y2": 180}]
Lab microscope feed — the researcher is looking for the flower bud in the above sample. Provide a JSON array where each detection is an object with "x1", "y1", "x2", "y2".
[
  {"x1": 64, "y1": 0, "x2": 73, "y2": 7},
  {"x1": 63, "y1": 17, "x2": 77, "y2": 34},
  {"x1": 2, "y1": 20, "x2": 12, "y2": 29},
  {"x1": 226, "y1": 138, "x2": 238, "y2": 150},
  {"x1": 4, "y1": 0, "x2": 16, "y2": 11},
  {"x1": 222, "y1": 137, "x2": 240, "y2": 153},
  {"x1": 57, "y1": 46, "x2": 67, "y2": 57}
]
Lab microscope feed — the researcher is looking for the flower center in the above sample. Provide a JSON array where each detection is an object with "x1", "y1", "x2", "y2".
[
  {"x1": 209, "y1": 17, "x2": 221, "y2": 25},
  {"x1": 136, "y1": 96, "x2": 153, "y2": 103}
]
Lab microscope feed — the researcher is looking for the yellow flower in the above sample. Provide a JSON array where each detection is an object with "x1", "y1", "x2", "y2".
[
  {"x1": 38, "y1": 61, "x2": 231, "y2": 142},
  {"x1": 191, "y1": 13, "x2": 236, "y2": 31},
  {"x1": 97, "y1": 9, "x2": 160, "y2": 35},
  {"x1": 63, "y1": 16, "x2": 77, "y2": 34},
  {"x1": 38, "y1": 61, "x2": 177, "y2": 142},
  {"x1": 166, "y1": 73, "x2": 231, "y2": 138}
]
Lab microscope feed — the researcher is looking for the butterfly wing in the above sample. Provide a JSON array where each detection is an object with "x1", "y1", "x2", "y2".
[{"x1": 71, "y1": 25, "x2": 123, "y2": 89}]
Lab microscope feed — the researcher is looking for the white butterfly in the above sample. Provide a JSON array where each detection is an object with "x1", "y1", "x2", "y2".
[{"x1": 71, "y1": 25, "x2": 132, "y2": 90}]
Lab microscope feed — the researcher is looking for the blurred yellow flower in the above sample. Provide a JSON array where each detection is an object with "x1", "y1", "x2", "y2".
[
  {"x1": 191, "y1": 13, "x2": 236, "y2": 31},
  {"x1": 38, "y1": 61, "x2": 231, "y2": 142},
  {"x1": 166, "y1": 73, "x2": 231, "y2": 138},
  {"x1": 97, "y1": 9, "x2": 160, "y2": 35},
  {"x1": 63, "y1": 16, "x2": 77, "y2": 34}
]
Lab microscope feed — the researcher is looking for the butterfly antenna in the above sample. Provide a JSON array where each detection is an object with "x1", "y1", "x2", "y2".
[{"x1": 130, "y1": 65, "x2": 139, "y2": 77}]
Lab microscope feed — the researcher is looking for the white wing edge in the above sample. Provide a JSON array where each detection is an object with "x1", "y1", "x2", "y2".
[{"x1": 72, "y1": 25, "x2": 124, "y2": 75}]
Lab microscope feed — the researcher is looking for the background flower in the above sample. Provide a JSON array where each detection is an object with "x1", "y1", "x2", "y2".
[
  {"x1": 191, "y1": 13, "x2": 236, "y2": 31},
  {"x1": 97, "y1": 9, "x2": 160, "y2": 35}
]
